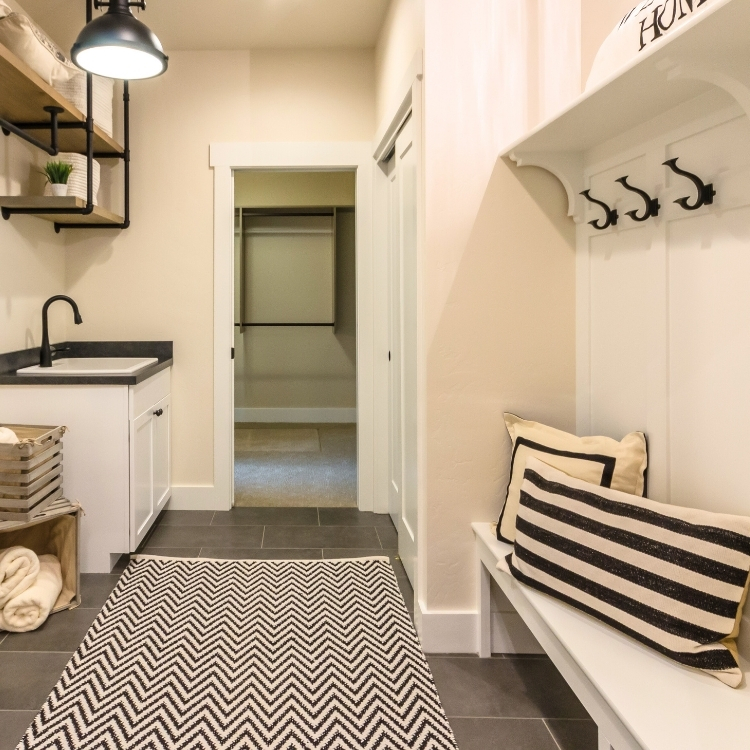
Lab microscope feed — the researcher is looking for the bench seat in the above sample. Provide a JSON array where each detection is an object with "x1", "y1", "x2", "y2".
[{"x1": 472, "y1": 521, "x2": 750, "y2": 750}]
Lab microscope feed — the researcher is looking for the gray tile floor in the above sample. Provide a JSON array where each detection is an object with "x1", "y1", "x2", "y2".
[{"x1": 0, "y1": 507, "x2": 596, "y2": 750}]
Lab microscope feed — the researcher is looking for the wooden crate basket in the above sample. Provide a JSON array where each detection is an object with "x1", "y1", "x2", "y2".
[
  {"x1": 0, "y1": 425, "x2": 66, "y2": 522},
  {"x1": 0, "y1": 499, "x2": 81, "y2": 615}
]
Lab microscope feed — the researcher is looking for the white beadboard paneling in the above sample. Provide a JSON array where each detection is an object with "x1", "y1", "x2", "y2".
[
  {"x1": 668, "y1": 206, "x2": 750, "y2": 516},
  {"x1": 588, "y1": 226, "x2": 651, "y2": 440},
  {"x1": 579, "y1": 100, "x2": 750, "y2": 516}
]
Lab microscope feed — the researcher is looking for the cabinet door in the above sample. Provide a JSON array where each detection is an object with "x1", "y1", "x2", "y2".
[
  {"x1": 152, "y1": 394, "x2": 171, "y2": 513},
  {"x1": 130, "y1": 409, "x2": 154, "y2": 550}
]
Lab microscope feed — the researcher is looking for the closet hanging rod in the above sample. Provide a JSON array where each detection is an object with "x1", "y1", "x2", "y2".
[
  {"x1": 234, "y1": 323, "x2": 335, "y2": 328},
  {"x1": 243, "y1": 228, "x2": 333, "y2": 236},
  {"x1": 240, "y1": 208, "x2": 337, "y2": 217}
]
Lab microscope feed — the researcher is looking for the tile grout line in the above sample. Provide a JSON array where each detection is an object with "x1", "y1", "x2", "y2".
[
  {"x1": 0, "y1": 651, "x2": 75, "y2": 654},
  {"x1": 445, "y1": 716, "x2": 561, "y2": 721},
  {"x1": 542, "y1": 718, "x2": 565, "y2": 750}
]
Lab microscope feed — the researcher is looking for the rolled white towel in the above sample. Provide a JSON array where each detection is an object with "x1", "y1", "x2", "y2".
[
  {"x1": 0, "y1": 427, "x2": 18, "y2": 443},
  {"x1": 0, "y1": 546, "x2": 40, "y2": 608},
  {"x1": 0, "y1": 555, "x2": 62, "y2": 632}
]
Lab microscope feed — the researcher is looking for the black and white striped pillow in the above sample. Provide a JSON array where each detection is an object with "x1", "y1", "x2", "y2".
[{"x1": 505, "y1": 457, "x2": 750, "y2": 687}]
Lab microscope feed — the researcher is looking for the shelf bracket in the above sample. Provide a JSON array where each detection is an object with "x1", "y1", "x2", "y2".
[
  {"x1": 507, "y1": 150, "x2": 585, "y2": 221},
  {"x1": 665, "y1": 60, "x2": 750, "y2": 125}
]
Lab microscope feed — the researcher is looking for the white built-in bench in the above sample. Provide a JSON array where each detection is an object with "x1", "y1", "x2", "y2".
[{"x1": 473, "y1": 522, "x2": 750, "y2": 750}]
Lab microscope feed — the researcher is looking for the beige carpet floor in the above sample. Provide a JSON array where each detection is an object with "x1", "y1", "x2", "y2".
[{"x1": 234, "y1": 424, "x2": 357, "y2": 508}]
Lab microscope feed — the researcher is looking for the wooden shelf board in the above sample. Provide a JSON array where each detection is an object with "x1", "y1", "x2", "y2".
[
  {"x1": 0, "y1": 43, "x2": 122, "y2": 156},
  {"x1": 502, "y1": 0, "x2": 747, "y2": 159},
  {"x1": 0, "y1": 196, "x2": 123, "y2": 226}
]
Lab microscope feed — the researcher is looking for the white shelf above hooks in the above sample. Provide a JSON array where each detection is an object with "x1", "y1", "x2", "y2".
[{"x1": 502, "y1": 0, "x2": 750, "y2": 221}]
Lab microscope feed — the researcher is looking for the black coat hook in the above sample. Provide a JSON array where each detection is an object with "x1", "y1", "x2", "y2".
[
  {"x1": 615, "y1": 176, "x2": 660, "y2": 221},
  {"x1": 663, "y1": 158, "x2": 716, "y2": 211},
  {"x1": 580, "y1": 190, "x2": 618, "y2": 230}
]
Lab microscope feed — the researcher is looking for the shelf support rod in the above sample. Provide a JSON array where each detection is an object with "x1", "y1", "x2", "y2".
[{"x1": 0, "y1": 106, "x2": 64, "y2": 156}]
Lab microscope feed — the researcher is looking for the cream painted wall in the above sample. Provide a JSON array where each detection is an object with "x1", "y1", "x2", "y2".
[
  {"x1": 375, "y1": 0, "x2": 424, "y2": 128},
  {"x1": 246, "y1": 50, "x2": 374, "y2": 141},
  {"x1": 233, "y1": 172, "x2": 357, "y2": 412},
  {"x1": 63, "y1": 49, "x2": 374, "y2": 488},
  {"x1": 420, "y1": 0, "x2": 624, "y2": 617}
]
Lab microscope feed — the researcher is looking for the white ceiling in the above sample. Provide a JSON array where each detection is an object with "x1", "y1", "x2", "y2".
[{"x1": 20, "y1": 0, "x2": 391, "y2": 53}]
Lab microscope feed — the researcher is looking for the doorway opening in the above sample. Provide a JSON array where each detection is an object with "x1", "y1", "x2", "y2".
[{"x1": 233, "y1": 170, "x2": 357, "y2": 508}]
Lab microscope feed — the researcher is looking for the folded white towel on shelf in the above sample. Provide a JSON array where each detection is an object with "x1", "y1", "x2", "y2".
[
  {"x1": 0, "y1": 555, "x2": 62, "y2": 632},
  {"x1": 0, "y1": 546, "x2": 40, "y2": 607},
  {"x1": 0, "y1": 427, "x2": 18, "y2": 444}
]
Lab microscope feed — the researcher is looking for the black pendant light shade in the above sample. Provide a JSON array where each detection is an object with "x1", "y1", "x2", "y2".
[{"x1": 71, "y1": 0, "x2": 168, "y2": 80}]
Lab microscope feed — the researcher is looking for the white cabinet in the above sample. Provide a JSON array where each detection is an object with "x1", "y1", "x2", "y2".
[
  {"x1": 0, "y1": 366, "x2": 172, "y2": 572},
  {"x1": 130, "y1": 393, "x2": 171, "y2": 550},
  {"x1": 128, "y1": 368, "x2": 171, "y2": 551}
]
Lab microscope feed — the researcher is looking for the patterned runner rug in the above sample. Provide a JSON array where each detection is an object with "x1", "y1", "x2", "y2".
[{"x1": 18, "y1": 556, "x2": 458, "y2": 749}]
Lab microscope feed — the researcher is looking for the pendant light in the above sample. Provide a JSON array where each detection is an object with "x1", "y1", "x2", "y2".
[{"x1": 71, "y1": 0, "x2": 168, "y2": 80}]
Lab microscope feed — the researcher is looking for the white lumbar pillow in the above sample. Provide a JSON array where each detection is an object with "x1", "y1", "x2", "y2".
[{"x1": 586, "y1": 1, "x2": 715, "y2": 91}]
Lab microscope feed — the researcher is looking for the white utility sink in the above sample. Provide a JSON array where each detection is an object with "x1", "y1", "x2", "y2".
[{"x1": 17, "y1": 357, "x2": 159, "y2": 375}]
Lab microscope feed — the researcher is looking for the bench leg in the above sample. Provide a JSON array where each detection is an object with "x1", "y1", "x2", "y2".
[
  {"x1": 477, "y1": 555, "x2": 491, "y2": 658},
  {"x1": 598, "y1": 729, "x2": 613, "y2": 750}
]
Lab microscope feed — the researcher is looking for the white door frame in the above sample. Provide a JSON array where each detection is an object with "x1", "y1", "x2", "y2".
[{"x1": 208, "y1": 142, "x2": 376, "y2": 512}]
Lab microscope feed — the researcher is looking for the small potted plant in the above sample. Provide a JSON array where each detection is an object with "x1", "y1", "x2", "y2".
[{"x1": 42, "y1": 161, "x2": 74, "y2": 197}]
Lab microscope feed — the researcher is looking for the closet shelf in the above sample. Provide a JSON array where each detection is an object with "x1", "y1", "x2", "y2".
[
  {"x1": 502, "y1": 0, "x2": 749, "y2": 218},
  {"x1": 0, "y1": 197, "x2": 124, "y2": 228},
  {"x1": 0, "y1": 41, "x2": 122, "y2": 156}
]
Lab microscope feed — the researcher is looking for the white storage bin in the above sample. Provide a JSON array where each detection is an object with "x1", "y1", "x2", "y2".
[{"x1": 54, "y1": 74, "x2": 115, "y2": 137}]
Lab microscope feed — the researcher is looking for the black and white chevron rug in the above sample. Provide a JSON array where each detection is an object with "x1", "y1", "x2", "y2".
[{"x1": 18, "y1": 556, "x2": 458, "y2": 750}]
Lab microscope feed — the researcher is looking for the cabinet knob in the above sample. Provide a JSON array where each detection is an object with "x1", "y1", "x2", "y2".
[{"x1": 153, "y1": 408, "x2": 163, "y2": 417}]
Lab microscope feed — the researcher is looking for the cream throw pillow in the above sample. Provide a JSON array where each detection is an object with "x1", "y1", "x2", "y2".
[{"x1": 497, "y1": 414, "x2": 647, "y2": 543}]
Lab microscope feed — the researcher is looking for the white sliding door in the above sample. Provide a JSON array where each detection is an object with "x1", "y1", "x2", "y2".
[{"x1": 388, "y1": 116, "x2": 418, "y2": 585}]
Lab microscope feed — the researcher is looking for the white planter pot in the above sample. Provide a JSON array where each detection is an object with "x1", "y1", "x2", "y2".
[{"x1": 49, "y1": 183, "x2": 68, "y2": 197}]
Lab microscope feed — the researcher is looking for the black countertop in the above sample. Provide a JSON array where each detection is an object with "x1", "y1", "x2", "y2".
[{"x1": 0, "y1": 341, "x2": 173, "y2": 385}]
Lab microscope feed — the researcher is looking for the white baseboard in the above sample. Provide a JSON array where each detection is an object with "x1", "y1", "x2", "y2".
[
  {"x1": 167, "y1": 486, "x2": 231, "y2": 511},
  {"x1": 235, "y1": 408, "x2": 357, "y2": 423},
  {"x1": 417, "y1": 607, "x2": 543, "y2": 654}
]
